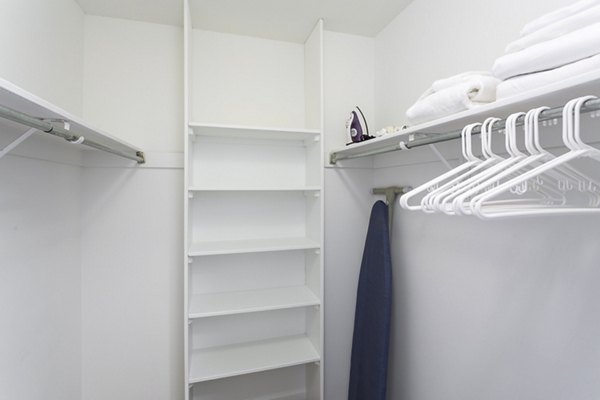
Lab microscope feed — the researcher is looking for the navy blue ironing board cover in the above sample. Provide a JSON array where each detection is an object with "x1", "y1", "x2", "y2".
[{"x1": 348, "y1": 200, "x2": 392, "y2": 400}]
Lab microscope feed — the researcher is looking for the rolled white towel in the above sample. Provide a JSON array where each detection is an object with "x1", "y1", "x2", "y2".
[
  {"x1": 493, "y1": 22, "x2": 600, "y2": 80},
  {"x1": 497, "y1": 54, "x2": 600, "y2": 99},
  {"x1": 520, "y1": 0, "x2": 600, "y2": 37},
  {"x1": 417, "y1": 71, "x2": 495, "y2": 101},
  {"x1": 507, "y1": 4, "x2": 600, "y2": 53},
  {"x1": 406, "y1": 76, "x2": 500, "y2": 125},
  {"x1": 431, "y1": 71, "x2": 493, "y2": 93}
]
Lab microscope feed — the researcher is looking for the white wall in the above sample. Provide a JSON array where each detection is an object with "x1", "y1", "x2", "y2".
[
  {"x1": 322, "y1": 30, "x2": 375, "y2": 399},
  {"x1": 0, "y1": 156, "x2": 82, "y2": 400},
  {"x1": 0, "y1": 0, "x2": 84, "y2": 115},
  {"x1": 323, "y1": 31, "x2": 375, "y2": 160},
  {"x1": 374, "y1": 0, "x2": 577, "y2": 128},
  {"x1": 81, "y1": 16, "x2": 184, "y2": 400},
  {"x1": 366, "y1": 1, "x2": 600, "y2": 399},
  {"x1": 323, "y1": 167, "x2": 372, "y2": 400},
  {"x1": 83, "y1": 16, "x2": 183, "y2": 153},
  {"x1": 81, "y1": 166, "x2": 183, "y2": 400},
  {"x1": 0, "y1": 1, "x2": 85, "y2": 399},
  {"x1": 191, "y1": 30, "x2": 306, "y2": 128},
  {"x1": 372, "y1": 159, "x2": 600, "y2": 400}
]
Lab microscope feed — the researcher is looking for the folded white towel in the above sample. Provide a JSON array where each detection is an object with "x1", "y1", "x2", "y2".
[
  {"x1": 497, "y1": 54, "x2": 600, "y2": 99},
  {"x1": 493, "y1": 22, "x2": 600, "y2": 80},
  {"x1": 520, "y1": 0, "x2": 600, "y2": 37},
  {"x1": 507, "y1": 4, "x2": 600, "y2": 53},
  {"x1": 406, "y1": 76, "x2": 500, "y2": 125}
]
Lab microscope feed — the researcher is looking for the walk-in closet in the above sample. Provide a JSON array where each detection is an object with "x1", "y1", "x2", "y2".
[{"x1": 3, "y1": 0, "x2": 600, "y2": 399}]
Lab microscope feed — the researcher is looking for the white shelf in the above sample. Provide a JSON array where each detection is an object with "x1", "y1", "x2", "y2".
[
  {"x1": 189, "y1": 286, "x2": 320, "y2": 319},
  {"x1": 188, "y1": 186, "x2": 320, "y2": 192},
  {"x1": 189, "y1": 335, "x2": 320, "y2": 383},
  {"x1": 188, "y1": 237, "x2": 320, "y2": 256},
  {"x1": 331, "y1": 69, "x2": 600, "y2": 162},
  {"x1": 189, "y1": 122, "x2": 320, "y2": 141},
  {"x1": 0, "y1": 77, "x2": 141, "y2": 159}
]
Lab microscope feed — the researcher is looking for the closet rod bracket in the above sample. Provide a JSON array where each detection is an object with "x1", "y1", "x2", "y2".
[{"x1": 372, "y1": 186, "x2": 412, "y2": 236}]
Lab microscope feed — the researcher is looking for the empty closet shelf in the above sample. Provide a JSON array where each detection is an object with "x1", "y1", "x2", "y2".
[
  {"x1": 189, "y1": 286, "x2": 320, "y2": 319},
  {"x1": 189, "y1": 335, "x2": 320, "y2": 383},
  {"x1": 188, "y1": 186, "x2": 321, "y2": 192},
  {"x1": 188, "y1": 237, "x2": 320, "y2": 256},
  {"x1": 188, "y1": 122, "x2": 320, "y2": 141}
]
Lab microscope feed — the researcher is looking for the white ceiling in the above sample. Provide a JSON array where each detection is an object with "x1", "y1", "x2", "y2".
[
  {"x1": 75, "y1": 0, "x2": 413, "y2": 42},
  {"x1": 75, "y1": 0, "x2": 184, "y2": 28}
]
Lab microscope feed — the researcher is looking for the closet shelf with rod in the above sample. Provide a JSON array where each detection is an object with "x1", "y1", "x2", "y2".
[
  {"x1": 0, "y1": 77, "x2": 144, "y2": 163},
  {"x1": 330, "y1": 70, "x2": 600, "y2": 164}
]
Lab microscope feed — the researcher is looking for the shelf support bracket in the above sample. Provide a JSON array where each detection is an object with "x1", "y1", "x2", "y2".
[
  {"x1": 428, "y1": 144, "x2": 453, "y2": 171},
  {"x1": 0, "y1": 128, "x2": 36, "y2": 160}
]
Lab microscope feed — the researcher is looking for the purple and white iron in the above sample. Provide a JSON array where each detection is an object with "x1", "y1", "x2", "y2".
[{"x1": 346, "y1": 106, "x2": 371, "y2": 144}]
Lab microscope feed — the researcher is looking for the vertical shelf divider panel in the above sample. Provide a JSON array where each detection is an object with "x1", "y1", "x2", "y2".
[
  {"x1": 183, "y1": 1, "x2": 192, "y2": 399},
  {"x1": 184, "y1": 1, "x2": 324, "y2": 398}
]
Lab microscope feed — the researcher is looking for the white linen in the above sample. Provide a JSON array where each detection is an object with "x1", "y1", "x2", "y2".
[
  {"x1": 507, "y1": 4, "x2": 600, "y2": 53},
  {"x1": 520, "y1": 0, "x2": 600, "y2": 37},
  {"x1": 430, "y1": 71, "x2": 493, "y2": 93},
  {"x1": 497, "y1": 54, "x2": 600, "y2": 99},
  {"x1": 417, "y1": 71, "x2": 495, "y2": 101},
  {"x1": 493, "y1": 22, "x2": 600, "y2": 80},
  {"x1": 406, "y1": 76, "x2": 500, "y2": 125}
]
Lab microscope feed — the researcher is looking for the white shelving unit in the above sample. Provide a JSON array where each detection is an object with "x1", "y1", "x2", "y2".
[{"x1": 184, "y1": 1, "x2": 324, "y2": 398}]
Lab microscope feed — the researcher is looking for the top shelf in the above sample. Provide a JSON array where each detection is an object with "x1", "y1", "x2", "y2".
[
  {"x1": 330, "y1": 69, "x2": 600, "y2": 164},
  {"x1": 189, "y1": 122, "x2": 320, "y2": 141},
  {"x1": 0, "y1": 77, "x2": 143, "y2": 163}
]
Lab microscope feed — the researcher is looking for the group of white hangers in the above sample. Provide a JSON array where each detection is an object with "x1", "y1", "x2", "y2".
[{"x1": 399, "y1": 95, "x2": 600, "y2": 219}]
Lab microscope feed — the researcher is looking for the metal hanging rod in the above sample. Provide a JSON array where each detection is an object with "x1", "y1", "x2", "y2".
[
  {"x1": 0, "y1": 104, "x2": 145, "y2": 164},
  {"x1": 331, "y1": 97, "x2": 600, "y2": 164}
]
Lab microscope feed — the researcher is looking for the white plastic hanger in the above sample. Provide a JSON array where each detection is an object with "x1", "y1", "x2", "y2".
[
  {"x1": 417, "y1": 121, "x2": 493, "y2": 212},
  {"x1": 453, "y1": 108, "x2": 571, "y2": 216},
  {"x1": 424, "y1": 117, "x2": 506, "y2": 214},
  {"x1": 472, "y1": 95, "x2": 600, "y2": 218},
  {"x1": 399, "y1": 123, "x2": 482, "y2": 211},
  {"x1": 441, "y1": 112, "x2": 530, "y2": 215}
]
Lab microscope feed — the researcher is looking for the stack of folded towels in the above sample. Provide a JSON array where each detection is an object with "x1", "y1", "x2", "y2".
[
  {"x1": 494, "y1": 0, "x2": 600, "y2": 99},
  {"x1": 406, "y1": 72, "x2": 500, "y2": 125}
]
